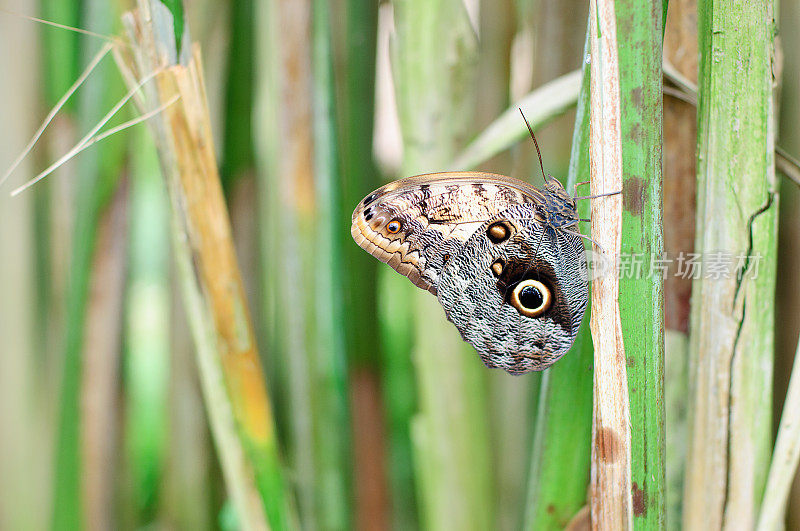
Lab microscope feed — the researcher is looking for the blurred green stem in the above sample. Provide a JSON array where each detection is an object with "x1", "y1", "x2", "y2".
[
  {"x1": 391, "y1": 1, "x2": 494, "y2": 529},
  {"x1": 124, "y1": 126, "x2": 170, "y2": 524},
  {"x1": 311, "y1": 0, "x2": 354, "y2": 527},
  {"x1": 52, "y1": 2, "x2": 126, "y2": 528},
  {"x1": 220, "y1": 0, "x2": 254, "y2": 192}
]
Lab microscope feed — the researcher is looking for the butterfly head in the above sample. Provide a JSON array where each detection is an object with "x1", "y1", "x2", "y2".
[{"x1": 539, "y1": 177, "x2": 579, "y2": 229}]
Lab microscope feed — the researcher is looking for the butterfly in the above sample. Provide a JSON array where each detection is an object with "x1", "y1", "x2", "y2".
[{"x1": 351, "y1": 112, "x2": 613, "y2": 374}]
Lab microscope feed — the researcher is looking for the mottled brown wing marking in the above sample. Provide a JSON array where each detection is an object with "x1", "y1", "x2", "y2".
[
  {"x1": 436, "y1": 203, "x2": 587, "y2": 374},
  {"x1": 351, "y1": 172, "x2": 544, "y2": 294}
]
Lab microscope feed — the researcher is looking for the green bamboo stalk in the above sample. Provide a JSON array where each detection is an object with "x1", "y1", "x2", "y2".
[
  {"x1": 615, "y1": 0, "x2": 666, "y2": 527},
  {"x1": 337, "y1": 0, "x2": 381, "y2": 357},
  {"x1": 220, "y1": 0, "x2": 254, "y2": 192},
  {"x1": 524, "y1": 32, "x2": 594, "y2": 529},
  {"x1": 255, "y1": 0, "x2": 315, "y2": 526},
  {"x1": 377, "y1": 269, "x2": 418, "y2": 530},
  {"x1": 82, "y1": 159, "x2": 127, "y2": 531},
  {"x1": 332, "y1": 0, "x2": 398, "y2": 526},
  {"x1": 39, "y1": 4, "x2": 80, "y2": 526},
  {"x1": 41, "y1": 0, "x2": 80, "y2": 110},
  {"x1": 124, "y1": 125, "x2": 170, "y2": 525},
  {"x1": 310, "y1": 0, "x2": 353, "y2": 527},
  {"x1": 252, "y1": 0, "x2": 289, "y2": 439},
  {"x1": 683, "y1": 0, "x2": 778, "y2": 528},
  {"x1": 52, "y1": 2, "x2": 127, "y2": 527},
  {"x1": 390, "y1": 1, "x2": 494, "y2": 529},
  {"x1": 36, "y1": 0, "x2": 81, "y2": 365},
  {"x1": 255, "y1": 0, "x2": 354, "y2": 527}
]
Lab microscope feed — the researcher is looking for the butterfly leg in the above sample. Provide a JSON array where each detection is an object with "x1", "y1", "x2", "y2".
[
  {"x1": 561, "y1": 227, "x2": 606, "y2": 254},
  {"x1": 573, "y1": 181, "x2": 590, "y2": 197}
]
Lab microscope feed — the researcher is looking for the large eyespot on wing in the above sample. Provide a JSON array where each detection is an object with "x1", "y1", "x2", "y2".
[
  {"x1": 350, "y1": 173, "x2": 543, "y2": 294},
  {"x1": 436, "y1": 203, "x2": 588, "y2": 374}
]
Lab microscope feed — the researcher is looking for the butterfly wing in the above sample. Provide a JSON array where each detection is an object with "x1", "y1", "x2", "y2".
[
  {"x1": 351, "y1": 172, "x2": 545, "y2": 294},
  {"x1": 437, "y1": 203, "x2": 588, "y2": 374}
]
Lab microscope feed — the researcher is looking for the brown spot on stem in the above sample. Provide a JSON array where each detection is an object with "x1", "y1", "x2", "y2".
[
  {"x1": 632, "y1": 482, "x2": 648, "y2": 516},
  {"x1": 596, "y1": 426, "x2": 620, "y2": 463},
  {"x1": 623, "y1": 177, "x2": 645, "y2": 217},
  {"x1": 628, "y1": 121, "x2": 642, "y2": 142},
  {"x1": 631, "y1": 87, "x2": 642, "y2": 107}
]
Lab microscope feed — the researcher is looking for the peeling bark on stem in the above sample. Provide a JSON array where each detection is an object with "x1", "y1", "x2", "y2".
[{"x1": 588, "y1": 0, "x2": 632, "y2": 529}]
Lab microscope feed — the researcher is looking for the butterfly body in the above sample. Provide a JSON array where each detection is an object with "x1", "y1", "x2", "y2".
[{"x1": 351, "y1": 172, "x2": 588, "y2": 374}]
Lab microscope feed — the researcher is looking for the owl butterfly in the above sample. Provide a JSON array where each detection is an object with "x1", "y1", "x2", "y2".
[{"x1": 351, "y1": 113, "x2": 612, "y2": 375}]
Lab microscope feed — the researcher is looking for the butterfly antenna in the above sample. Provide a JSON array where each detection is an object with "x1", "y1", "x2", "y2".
[
  {"x1": 519, "y1": 108, "x2": 549, "y2": 184},
  {"x1": 573, "y1": 190, "x2": 622, "y2": 201}
]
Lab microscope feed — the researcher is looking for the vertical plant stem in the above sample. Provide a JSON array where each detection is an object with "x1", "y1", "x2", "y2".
[
  {"x1": 377, "y1": 268, "x2": 418, "y2": 530},
  {"x1": 333, "y1": 1, "x2": 389, "y2": 528},
  {"x1": 311, "y1": 0, "x2": 353, "y2": 527},
  {"x1": 82, "y1": 179, "x2": 127, "y2": 531},
  {"x1": 683, "y1": 0, "x2": 778, "y2": 528},
  {"x1": 255, "y1": 3, "x2": 317, "y2": 523},
  {"x1": 662, "y1": 0, "x2": 698, "y2": 525},
  {"x1": 757, "y1": 331, "x2": 800, "y2": 530},
  {"x1": 337, "y1": 4, "x2": 387, "y2": 521},
  {"x1": 53, "y1": 1, "x2": 127, "y2": 527},
  {"x1": 256, "y1": 0, "x2": 355, "y2": 527},
  {"x1": 37, "y1": 0, "x2": 81, "y2": 365},
  {"x1": 37, "y1": 0, "x2": 80, "y2": 521},
  {"x1": 615, "y1": 0, "x2": 666, "y2": 528},
  {"x1": 220, "y1": 0, "x2": 254, "y2": 192},
  {"x1": 41, "y1": 0, "x2": 80, "y2": 110},
  {"x1": 391, "y1": 1, "x2": 493, "y2": 529},
  {"x1": 588, "y1": 0, "x2": 632, "y2": 528},
  {"x1": 338, "y1": 0, "x2": 380, "y2": 363},
  {"x1": 0, "y1": 7, "x2": 40, "y2": 529},
  {"x1": 124, "y1": 126, "x2": 170, "y2": 525}
]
